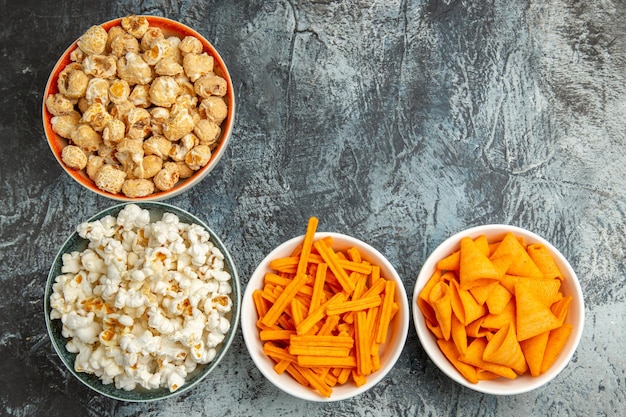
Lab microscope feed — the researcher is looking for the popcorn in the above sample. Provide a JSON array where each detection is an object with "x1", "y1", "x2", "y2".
[
  {"x1": 50, "y1": 204, "x2": 233, "y2": 392},
  {"x1": 45, "y1": 15, "x2": 230, "y2": 197}
]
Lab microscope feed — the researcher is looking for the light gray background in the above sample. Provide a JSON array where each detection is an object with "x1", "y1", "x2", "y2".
[{"x1": 1, "y1": 0, "x2": 624, "y2": 415}]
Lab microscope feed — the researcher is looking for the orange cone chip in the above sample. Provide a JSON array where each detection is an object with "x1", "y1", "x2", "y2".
[
  {"x1": 527, "y1": 243, "x2": 563, "y2": 281},
  {"x1": 515, "y1": 281, "x2": 561, "y2": 341},
  {"x1": 459, "y1": 237, "x2": 501, "y2": 290},
  {"x1": 417, "y1": 232, "x2": 573, "y2": 384},
  {"x1": 519, "y1": 331, "x2": 550, "y2": 377},
  {"x1": 450, "y1": 279, "x2": 487, "y2": 325},
  {"x1": 540, "y1": 324, "x2": 573, "y2": 374},
  {"x1": 437, "y1": 339, "x2": 478, "y2": 384},
  {"x1": 485, "y1": 284, "x2": 513, "y2": 315},
  {"x1": 429, "y1": 282, "x2": 453, "y2": 340},
  {"x1": 490, "y1": 232, "x2": 543, "y2": 278},
  {"x1": 460, "y1": 338, "x2": 517, "y2": 379},
  {"x1": 417, "y1": 270, "x2": 441, "y2": 326},
  {"x1": 483, "y1": 323, "x2": 528, "y2": 375}
]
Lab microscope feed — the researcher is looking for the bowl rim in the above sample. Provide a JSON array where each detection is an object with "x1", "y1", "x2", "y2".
[
  {"x1": 411, "y1": 224, "x2": 585, "y2": 395},
  {"x1": 42, "y1": 15, "x2": 236, "y2": 202},
  {"x1": 44, "y1": 201, "x2": 241, "y2": 402},
  {"x1": 241, "y1": 231, "x2": 410, "y2": 402}
]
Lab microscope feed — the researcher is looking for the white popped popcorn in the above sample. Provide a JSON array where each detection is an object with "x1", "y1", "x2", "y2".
[{"x1": 50, "y1": 204, "x2": 234, "y2": 392}]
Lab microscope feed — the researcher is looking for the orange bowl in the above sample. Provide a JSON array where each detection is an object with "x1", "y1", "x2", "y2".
[{"x1": 43, "y1": 16, "x2": 235, "y2": 201}]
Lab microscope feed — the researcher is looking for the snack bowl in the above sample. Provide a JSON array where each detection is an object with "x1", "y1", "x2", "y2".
[
  {"x1": 44, "y1": 202, "x2": 241, "y2": 401},
  {"x1": 42, "y1": 15, "x2": 235, "y2": 201},
  {"x1": 241, "y1": 231, "x2": 410, "y2": 402},
  {"x1": 412, "y1": 224, "x2": 584, "y2": 395}
]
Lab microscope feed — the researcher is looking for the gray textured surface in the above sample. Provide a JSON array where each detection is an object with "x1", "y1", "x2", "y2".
[{"x1": 1, "y1": 0, "x2": 625, "y2": 415}]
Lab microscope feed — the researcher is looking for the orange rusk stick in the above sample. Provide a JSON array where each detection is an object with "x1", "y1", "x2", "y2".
[
  {"x1": 376, "y1": 280, "x2": 396, "y2": 344},
  {"x1": 313, "y1": 239, "x2": 355, "y2": 293},
  {"x1": 296, "y1": 292, "x2": 345, "y2": 336},
  {"x1": 297, "y1": 217, "x2": 319, "y2": 276},
  {"x1": 285, "y1": 363, "x2": 310, "y2": 387},
  {"x1": 259, "y1": 329, "x2": 296, "y2": 341},
  {"x1": 274, "y1": 359, "x2": 291, "y2": 374},
  {"x1": 253, "y1": 289, "x2": 268, "y2": 318},
  {"x1": 290, "y1": 298, "x2": 307, "y2": 326},
  {"x1": 316, "y1": 314, "x2": 340, "y2": 336},
  {"x1": 261, "y1": 273, "x2": 309, "y2": 327},
  {"x1": 338, "y1": 259, "x2": 373, "y2": 275},
  {"x1": 347, "y1": 247, "x2": 362, "y2": 262},
  {"x1": 352, "y1": 370, "x2": 367, "y2": 387},
  {"x1": 264, "y1": 273, "x2": 314, "y2": 296},
  {"x1": 289, "y1": 345, "x2": 352, "y2": 357},
  {"x1": 360, "y1": 277, "x2": 386, "y2": 298},
  {"x1": 297, "y1": 355, "x2": 357, "y2": 368},
  {"x1": 369, "y1": 265, "x2": 380, "y2": 287},
  {"x1": 269, "y1": 256, "x2": 299, "y2": 272},
  {"x1": 325, "y1": 295, "x2": 382, "y2": 316},
  {"x1": 290, "y1": 335, "x2": 354, "y2": 349},
  {"x1": 337, "y1": 367, "x2": 352, "y2": 384},
  {"x1": 263, "y1": 342, "x2": 297, "y2": 363},
  {"x1": 297, "y1": 365, "x2": 332, "y2": 398},
  {"x1": 308, "y1": 262, "x2": 328, "y2": 314},
  {"x1": 355, "y1": 310, "x2": 372, "y2": 376}
]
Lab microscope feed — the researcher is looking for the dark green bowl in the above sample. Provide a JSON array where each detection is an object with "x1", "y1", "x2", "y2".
[{"x1": 44, "y1": 202, "x2": 241, "y2": 402}]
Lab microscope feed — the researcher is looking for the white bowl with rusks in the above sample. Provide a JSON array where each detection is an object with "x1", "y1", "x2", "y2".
[{"x1": 241, "y1": 223, "x2": 409, "y2": 402}]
